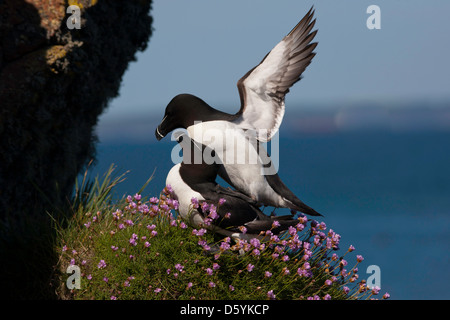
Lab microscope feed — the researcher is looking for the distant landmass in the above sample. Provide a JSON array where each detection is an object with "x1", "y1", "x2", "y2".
[{"x1": 97, "y1": 101, "x2": 450, "y2": 142}]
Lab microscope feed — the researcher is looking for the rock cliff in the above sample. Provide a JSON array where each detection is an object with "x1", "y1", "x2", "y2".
[{"x1": 0, "y1": 0, "x2": 153, "y2": 298}]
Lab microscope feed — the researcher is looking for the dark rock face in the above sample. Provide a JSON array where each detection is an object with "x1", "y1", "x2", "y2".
[{"x1": 0, "y1": 0, "x2": 153, "y2": 298}]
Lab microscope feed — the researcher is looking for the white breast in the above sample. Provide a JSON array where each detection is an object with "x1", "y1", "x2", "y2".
[{"x1": 165, "y1": 164, "x2": 205, "y2": 226}]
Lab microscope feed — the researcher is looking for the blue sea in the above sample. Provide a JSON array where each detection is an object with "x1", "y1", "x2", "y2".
[{"x1": 91, "y1": 120, "x2": 450, "y2": 300}]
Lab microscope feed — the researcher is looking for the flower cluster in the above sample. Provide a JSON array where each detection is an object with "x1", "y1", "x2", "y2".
[{"x1": 58, "y1": 185, "x2": 389, "y2": 301}]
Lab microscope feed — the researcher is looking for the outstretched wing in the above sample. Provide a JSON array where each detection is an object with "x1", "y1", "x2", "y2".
[{"x1": 236, "y1": 7, "x2": 318, "y2": 141}]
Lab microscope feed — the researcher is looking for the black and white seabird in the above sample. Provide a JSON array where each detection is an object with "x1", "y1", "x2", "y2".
[
  {"x1": 166, "y1": 133, "x2": 300, "y2": 240},
  {"x1": 157, "y1": 8, "x2": 321, "y2": 216}
]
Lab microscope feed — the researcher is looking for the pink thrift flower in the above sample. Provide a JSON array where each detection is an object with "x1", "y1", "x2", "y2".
[
  {"x1": 175, "y1": 264, "x2": 184, "y2": 272},
  {"x1": 298, "y1": 215, "x2": 308, "y2": 224},
  {"x1": 371, "y1": 286, "x2": 381, "y2": 295},
  {"x1": 239, "y1": 226, "x2": 247, "y2": 234},
  {"x1": 97, "y1": 260, "x2": 107, "y2": 269},
  {"x1": 164, "y1": 185, "x2": 173, "y2": 194},
  {"x1": 149, "y1": 197, "x2": 159, "y2": 204},
  {"x1": 196, "y1": 228, "x2": 207, "y2": 236},
  {"x1": 288, "y1": 226, "x2": 296, "y2": 235},
  {"x1": 250, "y1": 238, "x2": 260, "y2": 248},
  {"x1": 220, "y1": 242, "x2": 230, "y2": 251},
  {"x1": 191, "y1": 197, "x2": 199, "y2": 209},
  {"x1": 201, "y1": 202, "x2": 210, "y2": 212},
  {"x1": 208, "y1": 208, "x2": 219, "y2": 220}
]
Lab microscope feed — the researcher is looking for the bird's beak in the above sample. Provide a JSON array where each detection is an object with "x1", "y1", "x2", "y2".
[
  {"x1": 155, "y1": 115, "x2": 168, "y2": 141},
  {"x1": 155, "y1": 125, "x2": 165, "y2": 141}
]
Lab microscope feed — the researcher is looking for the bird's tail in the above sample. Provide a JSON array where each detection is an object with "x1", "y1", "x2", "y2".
[
  {"x1": 264, "y1": 172, "x2": 322, "y2": 216},
  {"x1": 285, "y1": 197, "x2": 322, "y2": 216}
]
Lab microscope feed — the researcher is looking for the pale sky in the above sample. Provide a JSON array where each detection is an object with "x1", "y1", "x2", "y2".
[{"x1": 100, "y1": 0, "x2": 450, "y2": 121}]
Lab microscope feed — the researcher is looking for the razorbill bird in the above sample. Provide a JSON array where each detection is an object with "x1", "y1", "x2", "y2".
[
  {"x1": 156, "y1": 8, "x2": 321, "y2": 216},
  {"x1": 166, "y1": 132, "x2": 301, "y2": 240}
]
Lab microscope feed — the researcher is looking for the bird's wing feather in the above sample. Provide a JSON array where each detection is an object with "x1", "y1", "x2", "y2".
[{"x1": 236, "y1": 7, "x2": 318, "y2": 141}]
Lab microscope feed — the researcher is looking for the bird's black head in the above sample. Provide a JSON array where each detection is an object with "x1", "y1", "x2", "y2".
[{"x1": 155, "y1": 93, "x2": 214, "y2": 141}]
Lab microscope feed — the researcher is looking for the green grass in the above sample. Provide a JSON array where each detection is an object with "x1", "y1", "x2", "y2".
[{"x1": 54, "y1": 164, "x2": 389, "y2": 300}]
